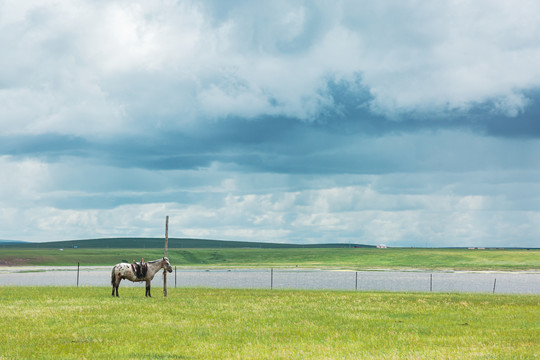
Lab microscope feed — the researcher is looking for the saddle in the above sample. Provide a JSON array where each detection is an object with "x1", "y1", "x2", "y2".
[{"x1": 131, "y1": 261, "x2": 148, "y2": 279}]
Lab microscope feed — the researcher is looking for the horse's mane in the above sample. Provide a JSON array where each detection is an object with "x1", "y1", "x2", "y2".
[{"x1": 147, "y1": 258, "x2": 163, "y2": 264}]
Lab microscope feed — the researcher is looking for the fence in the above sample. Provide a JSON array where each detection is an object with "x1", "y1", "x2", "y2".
[
  {"x1": 1, "y1": 266, "x2": 539, "y2": 294},
  {"x1": 170, "y1": 268, "x2": 539, "y2": 294}
]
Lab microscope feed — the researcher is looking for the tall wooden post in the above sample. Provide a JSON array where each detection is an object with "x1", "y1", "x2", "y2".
[{"x1": 164, "y1": 215, "x2": 169, "y2": 297}]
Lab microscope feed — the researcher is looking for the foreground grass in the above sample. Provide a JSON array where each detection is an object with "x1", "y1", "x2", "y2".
[
  {"x1": 0, "y1": 287, "x2": 538, "y2": 359},
  {"x1": 1, "y1": 248, "x2": 539, "y2": 270}
]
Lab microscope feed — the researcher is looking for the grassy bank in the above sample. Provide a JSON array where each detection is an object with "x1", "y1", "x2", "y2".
[
  {"x1": 1, "y1": 248, "x2": 538, "y2": 271},
  {"x1": 0, "y1": 287, "x2": 537, "y2": 359}
]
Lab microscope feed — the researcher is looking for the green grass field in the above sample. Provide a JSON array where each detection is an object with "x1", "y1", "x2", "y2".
[
  {"x1": 1, "y1": 247, "x2": 538, "y2": 271},
  {"x1": 0, "y1": 287, "x2": 537, "y2": 359}
]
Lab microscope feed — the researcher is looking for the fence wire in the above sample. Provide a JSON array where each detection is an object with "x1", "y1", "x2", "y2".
[{"x1": 1, "y1": 267, "x2": 539, "y2": 294}]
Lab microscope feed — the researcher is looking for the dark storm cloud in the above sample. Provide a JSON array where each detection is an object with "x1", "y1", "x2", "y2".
[
  {"x1": 0, "y1": 134, "x2": 90, "y2": 158},
  {"x1": 2, "y1": 82, "x2": 539, "y2": 176},
  {"x1": 477, "y1": 90, "x2": 540, "y2": 138}
]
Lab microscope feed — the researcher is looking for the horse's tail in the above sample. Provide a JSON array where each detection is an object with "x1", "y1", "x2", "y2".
[{"x1": 111, "y1": 266, "x2": 116, "y2": 286}]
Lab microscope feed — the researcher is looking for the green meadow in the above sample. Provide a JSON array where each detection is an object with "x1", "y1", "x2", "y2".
[
  {"x1": 1, "y1": 247, "x2": 538, "y2": 271},
  {"x1": 0, "y1": 287, "x2": 537, "y2": 359}
]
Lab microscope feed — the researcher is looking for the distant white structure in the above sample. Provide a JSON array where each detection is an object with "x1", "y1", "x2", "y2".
[{"x1": 376, "y1": 244, "x2": 387, "y2": 249}]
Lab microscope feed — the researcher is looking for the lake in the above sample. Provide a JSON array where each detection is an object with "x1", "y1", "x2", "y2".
[{"x1": 1, "y1": 266, "x2": 539, "y2": 294}]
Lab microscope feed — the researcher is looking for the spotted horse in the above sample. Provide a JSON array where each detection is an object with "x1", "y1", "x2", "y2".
[{"x1": 111, "y1": 257, "x2": 173, "y2": 297}]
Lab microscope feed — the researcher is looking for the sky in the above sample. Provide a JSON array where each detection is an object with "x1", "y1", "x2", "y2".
[{"x1": 1, "y1": 0, "x2": 539, "y2": 247}]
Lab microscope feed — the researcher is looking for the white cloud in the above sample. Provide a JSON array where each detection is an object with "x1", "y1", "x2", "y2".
[
  {"x1": 343, "y1": 0, "x2": 540, "y2": 116},
  {"x1": 1, "y1": 166, "x2": 538, "y2": 247},
  {"x1": 3, "y1": 0, "x2": 540, "y2": 137},
  {"x1": 492, "y1": 92, "x2": 530, "y2": 117},
  {"x1": 0, "y1": 156, "x2": 52, "y2": 205}
]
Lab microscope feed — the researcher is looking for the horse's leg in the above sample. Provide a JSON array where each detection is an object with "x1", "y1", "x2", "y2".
[
  {"x1": 115, "y1": 278, "x2": 121, "y2": 297},
  {"x1": 146, "y1": 279, "x2": 151, "y2": 297},
  {"x1": 111, "y1": 267, "x2": 117, "y2": 296}
]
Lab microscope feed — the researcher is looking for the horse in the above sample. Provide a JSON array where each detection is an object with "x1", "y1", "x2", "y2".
[{"x1": 111, "y1": 257, "x2": 173, "y2": 297}]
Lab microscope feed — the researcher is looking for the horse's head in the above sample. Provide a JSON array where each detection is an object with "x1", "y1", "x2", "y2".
[{"x1": 162, "y1": 257, "x2": 173, "y2": 273}]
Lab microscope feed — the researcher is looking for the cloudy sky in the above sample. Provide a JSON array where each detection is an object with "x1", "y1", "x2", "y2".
[{"x1": 1, "y1": 0, "x2": 539, "y2": 247}]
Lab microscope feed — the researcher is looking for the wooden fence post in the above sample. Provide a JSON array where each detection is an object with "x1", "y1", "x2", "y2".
[{"x1": 164, "y1": 215, "x2": 168, "y2": 297}]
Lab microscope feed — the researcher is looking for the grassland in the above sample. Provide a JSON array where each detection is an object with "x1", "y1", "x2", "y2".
[
  {"x1": 0, "y1": 287, "x2": 537, "y2": 359},
  {"x1": 1, "y1": 247, "x2": 538, "y2": 271}
]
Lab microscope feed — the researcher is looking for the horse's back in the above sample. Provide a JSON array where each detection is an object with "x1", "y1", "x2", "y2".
[{"x1": 114, "y1": 262, "x2": 132, "y2": 275}]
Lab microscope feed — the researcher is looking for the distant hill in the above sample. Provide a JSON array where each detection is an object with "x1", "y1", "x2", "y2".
[
  {"x1": 0, "y1": 240, "x2": 27, "y2": 245},
  {"x1": 1, "y1": 237, "x2": 374, "y2": 249}
]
